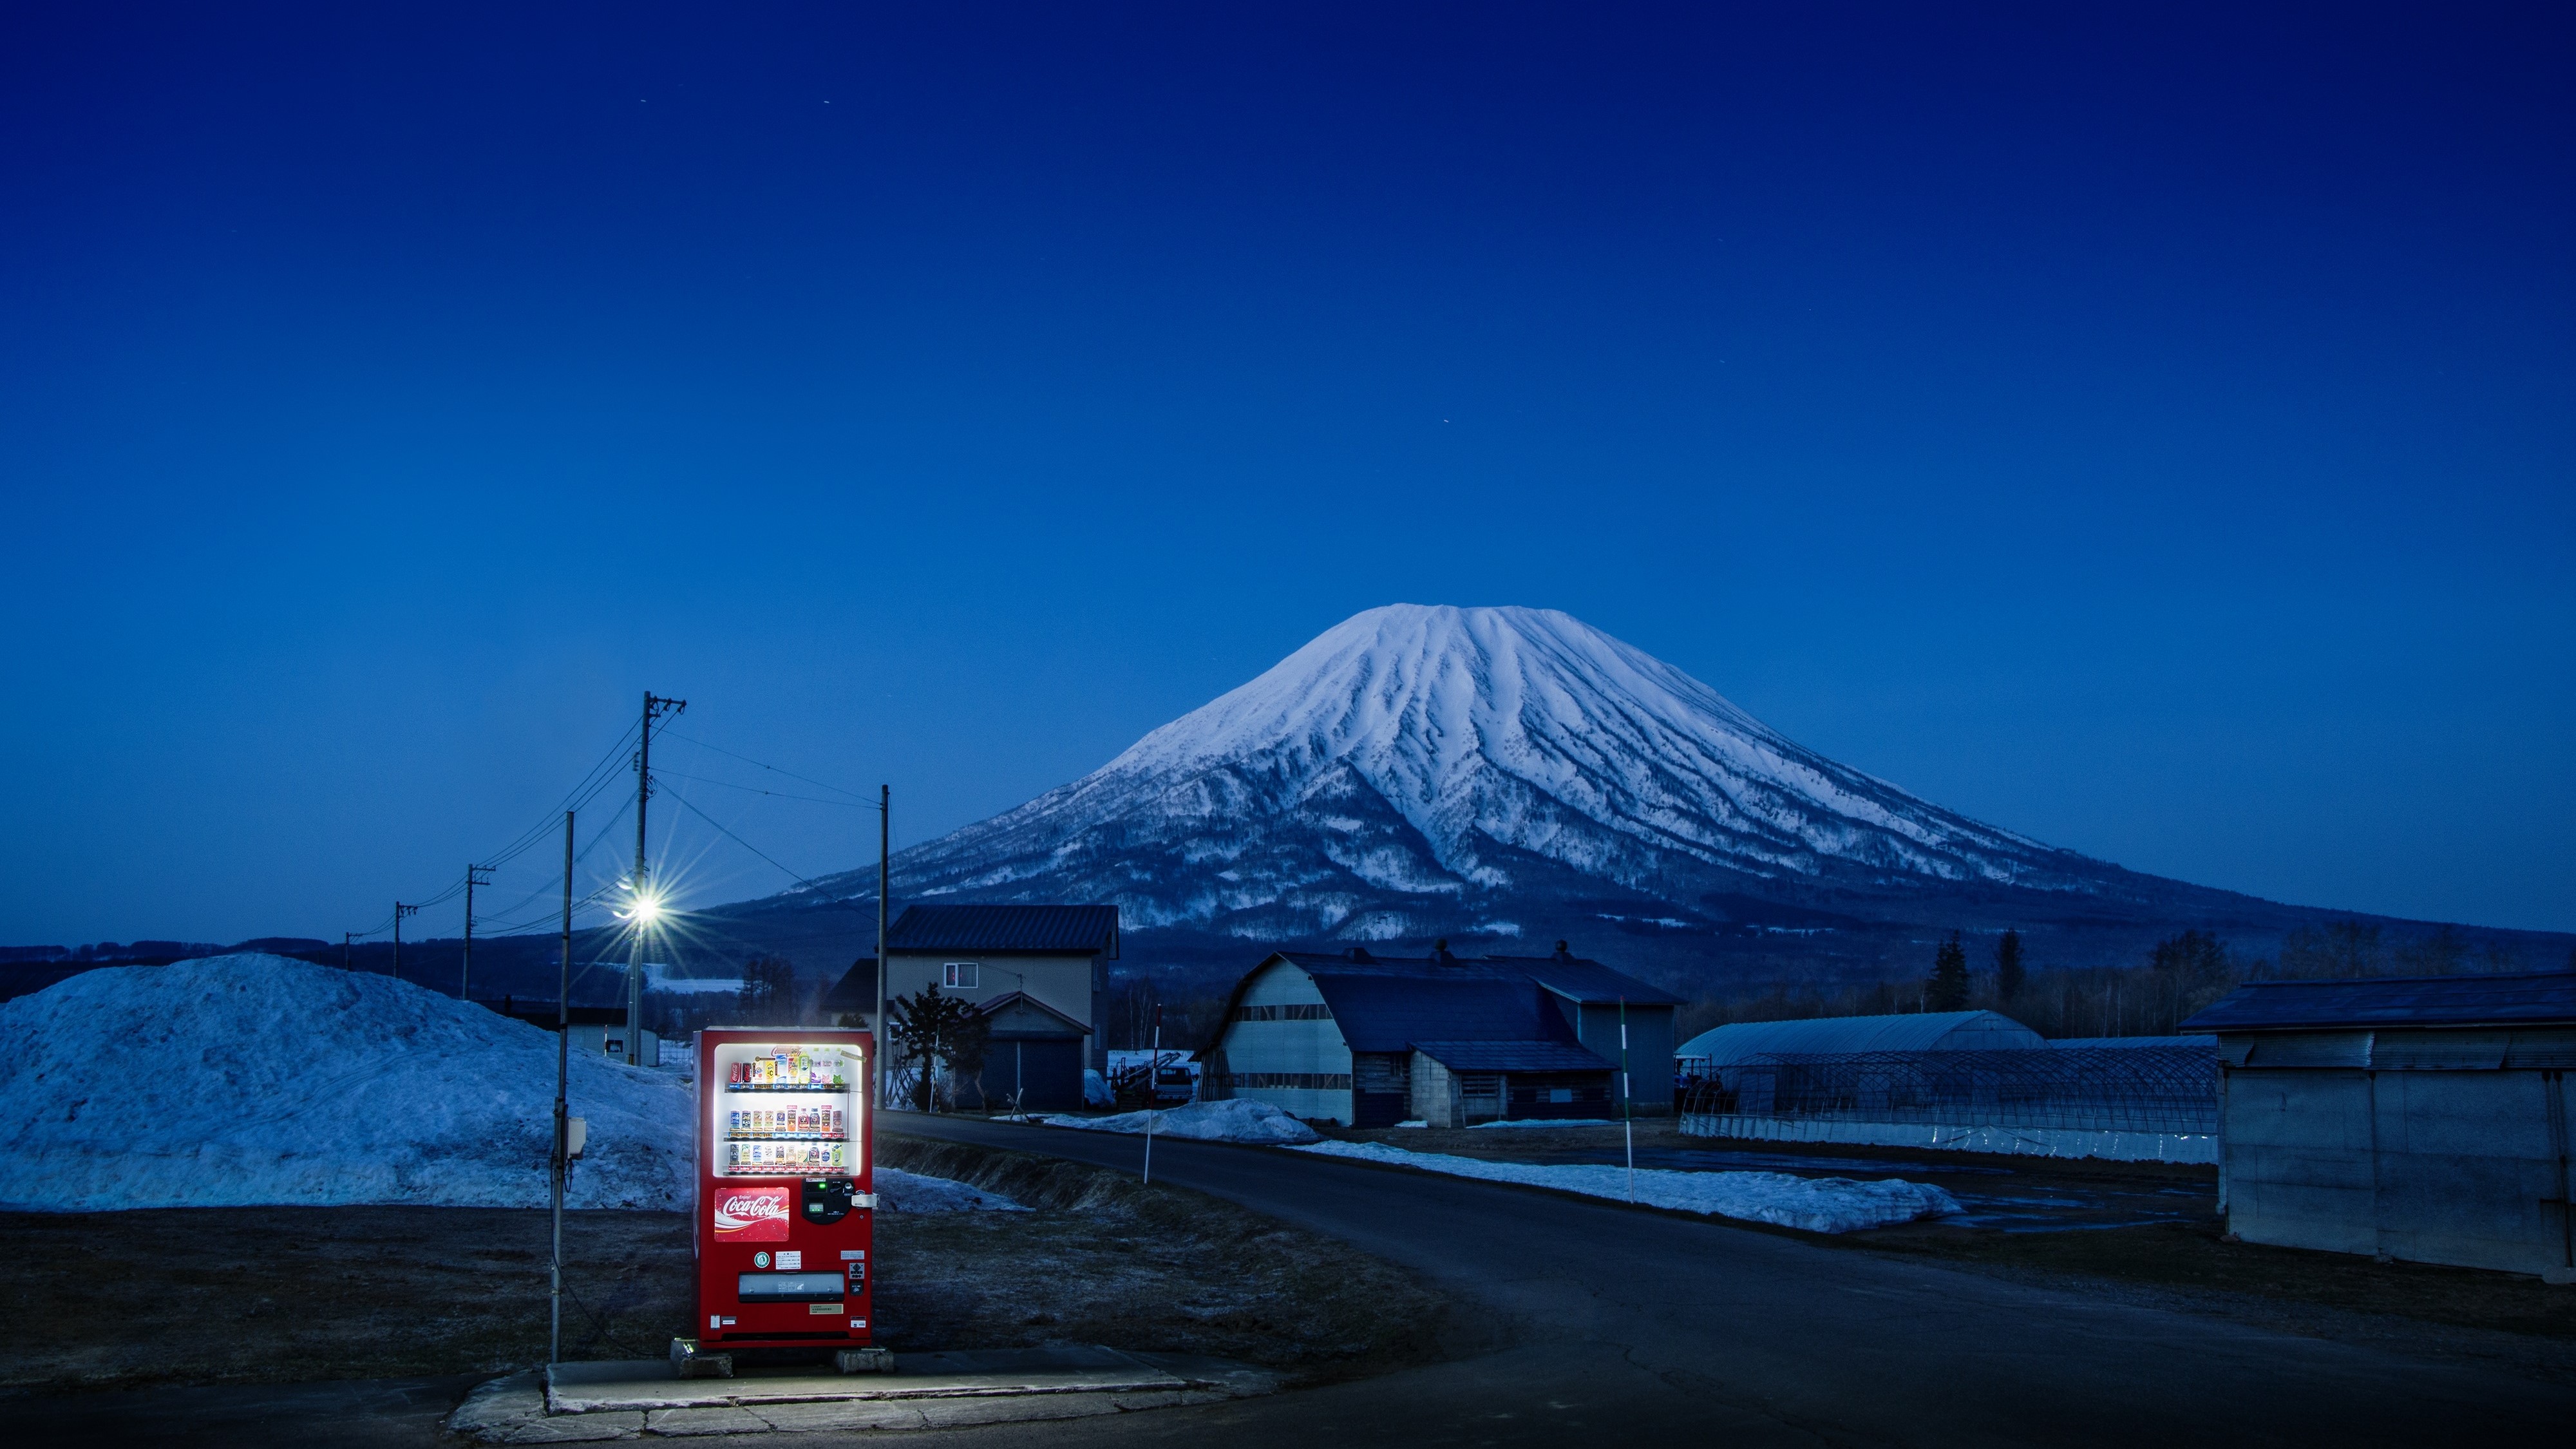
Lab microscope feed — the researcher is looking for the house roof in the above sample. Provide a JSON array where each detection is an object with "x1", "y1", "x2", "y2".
[
  {"x1": 2181, "y1": 972, "x2": 2576, "y2": 1034},
  {"x1": 478, "y1": 998, "x2": 629, "y2": 1028},
  {"x1": 1412, "y1": 1040, "x2": 1613, "y2": 1074},
  {"x1": 1199, "y1": 947, "x2": 1668, "y2": 1059},
  {"x1": 820, "y1": 958, "x2": 877, "y2": 1013},
  {"x1": 885, "y1": 904, "x2": 1120, "y2": 957},
  {"x1": 1269, "y1": 949, "x2": 1677, "y2": 1003},
  {"x1": 970, "y1": 990, "x2": 1092, "y2": 1037},
  {"x1": 1677, "y1": 1010, "x2": 2045, "y2": 1067}
]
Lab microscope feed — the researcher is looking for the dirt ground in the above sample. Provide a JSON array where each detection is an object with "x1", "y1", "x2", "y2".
[
  {"x1": 1339, "y1": 1117, "x2": 2576, "y2": 1380},
  {"x1": 0, "y1": 1139, "x2": 1447, "y2": 1397}
]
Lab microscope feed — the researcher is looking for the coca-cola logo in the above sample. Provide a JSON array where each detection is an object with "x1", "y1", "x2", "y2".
[{"x1": 712, "y1": 1186, "x2": 791, "y2": 1241}]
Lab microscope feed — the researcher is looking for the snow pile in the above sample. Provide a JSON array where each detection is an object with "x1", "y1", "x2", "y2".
[
  {"x1": 1046, "y1": 1099, "x2": 1320, "y2": 1145},
  {"x1": 875, "y1": 1167, "x2": 1026, "y2": 1213},
  {"x1": 0, "y1": 954, "x2": 695, "y2": 1211},
  {"x1": 1293, "y1": 1141, "x2": 1960, "y2": 1233}
]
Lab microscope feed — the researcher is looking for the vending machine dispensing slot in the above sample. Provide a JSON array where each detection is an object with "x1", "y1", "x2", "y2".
[{"x1": 680, "y1": 1027, "x2": 887, "y2": 1374}]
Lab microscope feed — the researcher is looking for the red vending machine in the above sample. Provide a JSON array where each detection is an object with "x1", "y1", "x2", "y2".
[{"x1": 687, "y1": 1027, "x2": 880, "y2": 1369}]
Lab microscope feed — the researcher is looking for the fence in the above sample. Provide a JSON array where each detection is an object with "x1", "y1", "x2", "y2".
[{"x1": 1684, "y1": 1045, "x2": 2219, "y2": 1137}]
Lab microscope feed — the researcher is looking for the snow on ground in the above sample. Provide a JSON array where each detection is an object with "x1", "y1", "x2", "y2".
[
  {"x1": 875, "y1": 1166, "x2": 1026, "y2": 1213},
  {"x1": 1044, "y1": 1099, "x2": 1320, "y2": 1145},
  {"x1": 0, "y1": 954, "x2": 995, "y2": 1215},
  {"x1": 1293, "y1": 1141, "x2": 1960, "y2": 1233},
  {"x1": 1470, "y1": 1118, "x2": 1619, "y2": 1129}
]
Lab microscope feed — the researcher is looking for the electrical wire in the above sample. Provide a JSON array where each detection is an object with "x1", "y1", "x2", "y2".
[
  {"x1": 647, "y1": 766, "x2": 866, "y2": 808},
  {"x1": 661, "y1": 729, "x2": 876, "y2": 805},
  {"x1": 659, "y1": 784, "x2": 833, "y2": 893}
]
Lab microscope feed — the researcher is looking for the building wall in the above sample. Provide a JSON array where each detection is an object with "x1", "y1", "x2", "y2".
[
  {"x1": 1353, "y1": 1052, "x2": 1411, "y2": 1128},
  {"x1": 1567, "y1": 1001, "x2": 1675, "y2": 1115},
  {"x1": 2222, "y1": 1028, "x2": 2576, "y2": 1275},
  {"x1": 1411, "y1": 1051, "x2": 1460, "y2": 1128},
  {"x1": 1203, "y1": 961, "x2": 1354, "y2": 1124},
  {"x1": 883, "y1": 950, "x2": 1100, "y2": 1065},
  {"x1": 974, "y1": 1037, "x2": 1086, "y2": 1112}
]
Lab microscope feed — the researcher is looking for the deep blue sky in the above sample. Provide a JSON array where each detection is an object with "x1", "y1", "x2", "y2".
[{"x1": 3, "y1": 3, "x2": 2570, "y2": 946}]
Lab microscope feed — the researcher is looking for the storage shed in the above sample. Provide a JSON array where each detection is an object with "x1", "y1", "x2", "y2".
[
  {"x1": 967, "y1": 990, "x2": 1092, "y2": 1112},
  {"x1": 2184, "y1": 972, "x2": 2576, "y2": 1282},
  {"x1": 1198, "y1": 943, "x2": 1679, "y2": 1128}
]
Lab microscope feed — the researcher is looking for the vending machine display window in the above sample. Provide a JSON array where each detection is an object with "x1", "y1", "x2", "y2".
[
  {"x1": 692, "y1": 1028, "x2": 875, "y2": 1356},
  {"x1": 709, "y1": 1039, "x2": 862, "y2": 1178}
]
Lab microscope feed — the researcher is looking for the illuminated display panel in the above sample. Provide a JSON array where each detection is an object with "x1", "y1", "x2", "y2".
[{"x1": 708, "y1": 1040, "x2": 864, "y2": 1179}]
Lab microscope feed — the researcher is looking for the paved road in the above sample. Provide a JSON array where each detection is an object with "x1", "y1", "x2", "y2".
[
  {"x1": 880, "y1": 1115, "x2": 2567, "y2": 1447},
  {"x1": 23, "y1": 1121, "x2": 2566, "y2": 1446}
]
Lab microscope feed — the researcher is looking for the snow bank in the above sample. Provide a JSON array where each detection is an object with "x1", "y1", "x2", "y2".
[
  {"x1": 1292, "y1": 1141, "x2": 1960, "y2": 1233},
  {"x1": 875, "y1": 1167, "x2": 1026, "y2": 1213},
  {"x1": 0, "y1": 954, "x2": 697, "y2": 1210},
  {"x1": 1046, "y1": 1099, "x2": 1320, "y2": 1145}
]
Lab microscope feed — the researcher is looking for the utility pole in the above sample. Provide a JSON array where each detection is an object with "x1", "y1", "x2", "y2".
[
  {"x1": 552, "y1": 811, "x2": 573, "y2": 1367},
  {"x1": 873, "y1": 784, "x2": 889, "y2": 1115},
  {"x1": 393, "y1": 902, "x2": 419, "y2": 983},
  {"x1": 463, "y1": 865, "x2": 492, "y2": 1002},
  {"x1": 343, "y1": 932, "x2": 352, "y2": 971},
  {"x1": 1620, "y1": 996, "x2": 1635, "y2": 1204},
  {"x1": 629, "y1": 691, "x2": 686, "y2": 1065}
]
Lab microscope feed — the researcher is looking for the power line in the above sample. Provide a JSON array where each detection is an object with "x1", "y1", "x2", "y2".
[
  {"x1": 661, "y1": 730, "x2": 875, "y2": 804},
  {"x1": 644, "y1": 763, "x2": 866, "y2": 804},
  {"x1": 660, "y1": 784, "x2": 831, "y2": 894}
]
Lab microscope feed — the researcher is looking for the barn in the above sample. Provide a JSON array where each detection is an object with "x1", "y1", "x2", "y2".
[
  {"x1": 1197, "y1": 942, "x2": 1678, "y2": 1128},
  {"x1": 2184, "y1": 972, "x2": 2576, "y2": 1281}
]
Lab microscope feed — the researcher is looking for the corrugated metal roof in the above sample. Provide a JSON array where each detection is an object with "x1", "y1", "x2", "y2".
[
  {"x1": 820, "y1": 958, "x2": 877, "y2": 1012},
  {"x1": 2181, "y1": 972, "x2": 2576, "y2": 1033},
  {"x1": 1412, "y1": 1040, "x2": 1613, "y2": 1073},
  {"x1": 1198, "y1": 949, "x2": 1671, "y2": 1060},
  {"x1": 1489, "y1": 954, "x2": 1685, "y2": 1006},
  {"x1": 1676, "y1": 1010, "x2": 2045, "y2": 1066},
  {"x1": 885, "y1": 904, "x2": 1119, "y2": 956},
  {"x1": 1311, "y1": 975, "x2": 1580, "y2": 1054},
  {"x1": 1273, "y1": 950, "x2": 1676, "y2": 1003}
]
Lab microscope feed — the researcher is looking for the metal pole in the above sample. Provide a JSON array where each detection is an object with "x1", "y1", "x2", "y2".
[
  {"x1": 463, "y1": 870, "x2": 473, "y2": 1001},
  {"x1": 874, "y1": 784, "x2": 888, "y2": 1115},
  {"x1": 1142, "y1": 1006, "x2": 1160, "y2": 1186},
  {"x1": 1620, "y1": 996, "x2": 1634, "y2": 1204},
  {"x1": 629, "y1": 693, "x2": 649, "y2": 1065},
  {"x1": 553, "y1": 810, "x2": 572, "y2": 1367}
]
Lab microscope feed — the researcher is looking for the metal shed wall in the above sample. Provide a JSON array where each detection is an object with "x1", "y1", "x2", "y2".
[{"x1": 2218, "y1": 1028, "x2": 2576, "y2": 1277}]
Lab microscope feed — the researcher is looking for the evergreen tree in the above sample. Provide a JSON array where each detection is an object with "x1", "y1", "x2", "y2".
[
  {"x1": 887, "y1": 986, "x2": 994, "y2": 1111},
  {"x1": 1926, "y1": 931, "x2": 1971, "y2": 1011},
  {"x1": 1994, "y1": 929, "x2": 2026, "y2": 1003},
  {"x1": 736, "y1": 954, "x2": 797, "y2": 1019}
]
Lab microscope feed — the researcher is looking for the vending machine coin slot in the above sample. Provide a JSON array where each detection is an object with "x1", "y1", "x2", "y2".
[{"x1": 802, "y1": 1177, "x2": 854, "y2": 1225}]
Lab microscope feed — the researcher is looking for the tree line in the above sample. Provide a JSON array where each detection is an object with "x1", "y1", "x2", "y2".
[{"x1": 1685, "y1": 921, "x2": 2565, "y2": 1041}]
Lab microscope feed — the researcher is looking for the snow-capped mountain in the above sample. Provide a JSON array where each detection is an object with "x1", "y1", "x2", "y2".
[{"x1": 780, "y1": 605, "x2": 2162, "y2": 945}]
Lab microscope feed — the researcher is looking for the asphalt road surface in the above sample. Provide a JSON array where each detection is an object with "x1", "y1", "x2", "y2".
[
  {"x1": 21, "y1": 1118, "x2": 2567, "y2": 1446},
  {"x1": 876, "y1": 1115, "x2": 2567, "y2": 1447}
]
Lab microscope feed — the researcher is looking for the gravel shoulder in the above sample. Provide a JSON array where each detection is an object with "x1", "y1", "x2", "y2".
[{"x1": 0, "y1": 1139, "x2": 1449, "y2": 1398}]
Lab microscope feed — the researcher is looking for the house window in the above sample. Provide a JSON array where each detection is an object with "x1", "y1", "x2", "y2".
[
  {"x1": 943, "y1": 962, "x2": 980, "y2": 989},
  {"x1": 604, "y1": 1038, "x2": 625, "y2": 1056},
  {"x1": 1548, "y1": 1086, "x2": 1573, "y2": 1104}
]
